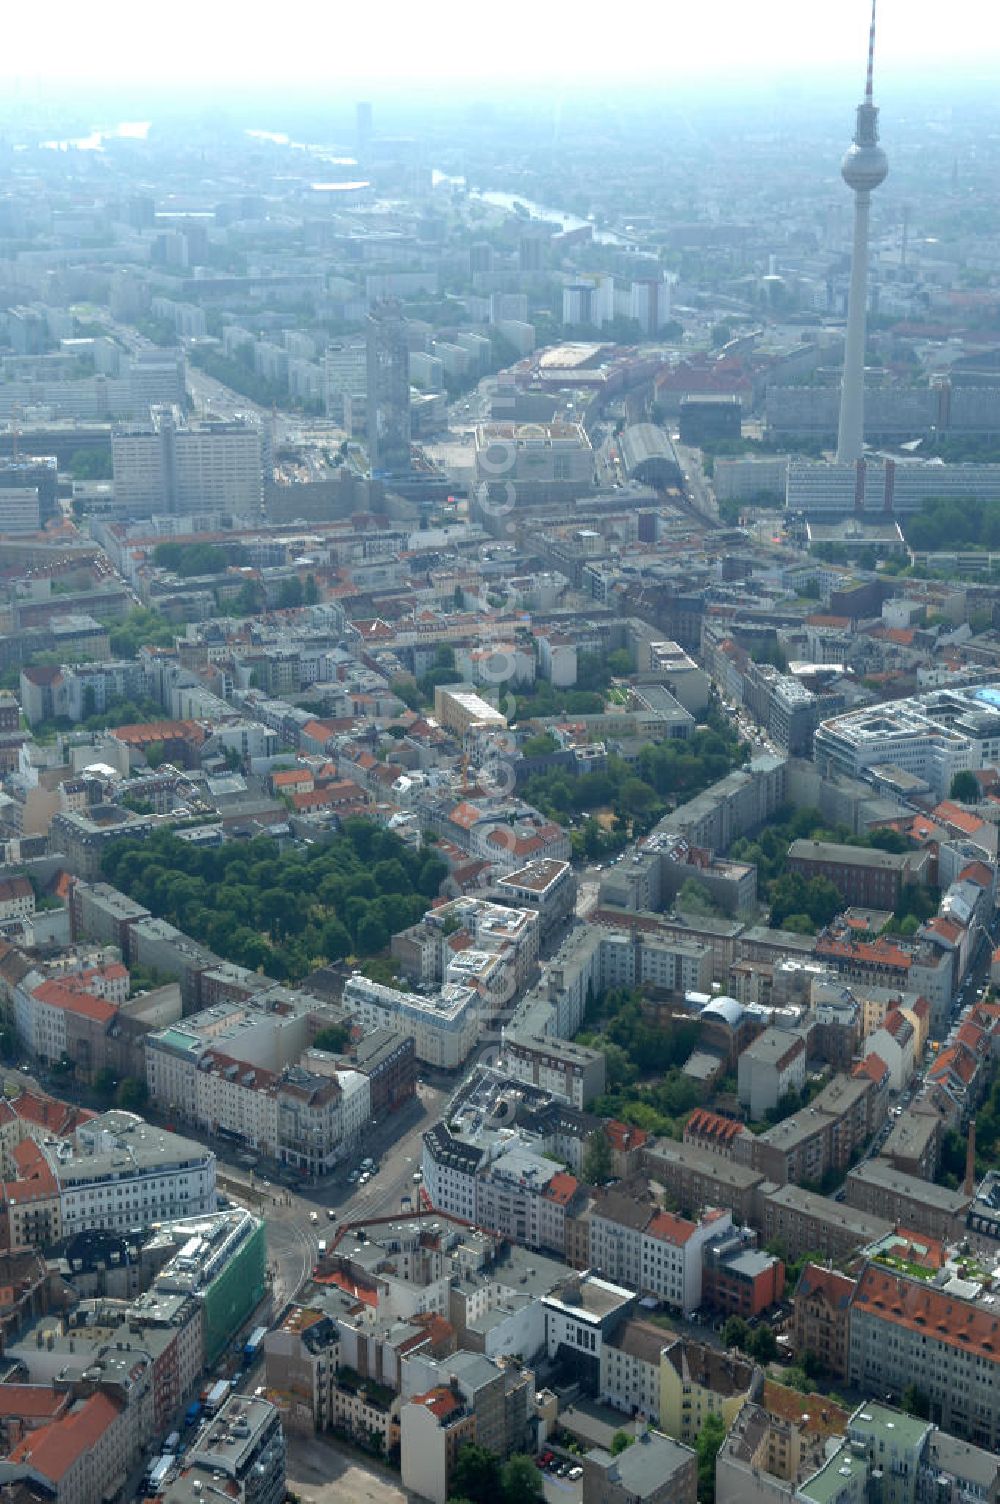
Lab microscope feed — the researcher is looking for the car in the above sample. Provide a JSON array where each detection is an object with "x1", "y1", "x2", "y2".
[
  {"x1": 412, "y1": 1171, "x2": 422, "y2": 1183},
  {"x1": 348, "y1": 1170, "x2": 359, "y2": 1183},
  {"x1": 359, "y1": 1172, "x2": 370, "y2": 1186},
  {"x1": 327, "y1": 1208, "x2": 336, "y2": 1220},
  {"x1": 309, "y1": 1211, "x2": 319, "y2": 1224},
  {"x1": 569, "y1": 1468, "x2": 583, "y2": 1481}
]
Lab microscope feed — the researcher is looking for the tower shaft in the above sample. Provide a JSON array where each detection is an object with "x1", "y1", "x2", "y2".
[
  {"x1": 837, "y1": 189, "x2": 872, "y2": 464},
  {"x1": 836, "y1": 0, "x2": 887, "y2": 466}
]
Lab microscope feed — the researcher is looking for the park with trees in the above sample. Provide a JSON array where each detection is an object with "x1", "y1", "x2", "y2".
[
  {"x1": 728, "y1": 805, "x2": 936, "y2": 935},
  {"x1": 576, "y1": 986, "x2": 704, "y2": 1138},
  {"x1": 101, "y1": 818, "x2": 447, "y2": 983}
]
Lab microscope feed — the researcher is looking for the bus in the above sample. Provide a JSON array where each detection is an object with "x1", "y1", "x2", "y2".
[{"x1": 244, "y1": 1325, "x2": 268, "y2": 1361}]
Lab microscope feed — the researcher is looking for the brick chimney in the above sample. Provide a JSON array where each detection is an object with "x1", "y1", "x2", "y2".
[{"x1": 964, "y1": 1118, "x2": 977, "y2": 1197}]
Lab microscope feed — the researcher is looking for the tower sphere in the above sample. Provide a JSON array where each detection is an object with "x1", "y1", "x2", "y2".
[{"x1": 841, "y1": 140, "x2": 889, "y2": 193}]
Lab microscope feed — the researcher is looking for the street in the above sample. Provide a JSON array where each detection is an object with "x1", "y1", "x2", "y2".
[{"x1": 216, "y1": 1081, "x2": 446, "y2": 1310}]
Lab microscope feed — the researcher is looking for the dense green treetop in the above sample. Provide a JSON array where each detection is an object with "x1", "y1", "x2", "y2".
[{"x1": 102, "y1": 819, "x2": 446, "y2": 983}]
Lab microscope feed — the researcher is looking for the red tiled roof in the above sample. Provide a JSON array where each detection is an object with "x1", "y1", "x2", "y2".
[
  {"x1": 113, "y1": 720, "x2": 206, "y2": 745},
  {"x1": 956, "y1": 1021, "x2": 989, "y2": 1055},
  {"x1": 932, "y1": 801, "x2": 985, "y2": 836},
  {"x1": 605, "y1": 1120, "x2": 649, "y2": 1153},
  {"x1": 684, "y1": 1108, "x2": 744, "y2": 1145},
  {"x1": 314, "y1": 1269, "x2": 379, "y2": 1306},
  {"x1": 272, "y1": 769, "x2": 313, "y2": 789},
  {"x1": 851, "y1": 1264, "x2": 1000, "y2": 1365},
  {"x1": 924, "y1": 916, "x2": 962, "y2": 946},
  {"x1": 302, "y1": 719, "x2": 339, "y2": 743},
  {"x1": 410, "y1": 1386, "x2": 461, "y2": 1422},
  {"x1": 0, "y1": 1385, "x2": 68, "y2": 1420},
  {"x1": 795, "y1": 1263, "x2": 855, "y2": 1309},
  {"x1": 817, "y1": 935, "x2": 911, "y2": 971},
  {"x1": 882, "y1": 1009, "x2": 912, "y2": 1041},
  {"x1": 762, "y1": 1379, "x2": 849, "y2": 1439},
  {"x1": 928, "y1": 1044, "x2": 978, "y2": 1085},
  {"x1": 544, "y1": 1171, "x2": 579, "y2": 1206},
  {"x1": 7, "y1": 1392, "x2": 122, "y2": 1482},
  {"x1": 646, "y1": 1210, "x2": 697, "y2": 1246},
  {"x1": 853, "y1": 1052, "x2": 888, "y2": 1083},
  {"x1": 10, "y1": 1091, "x2": 93, "y2": 1136}
]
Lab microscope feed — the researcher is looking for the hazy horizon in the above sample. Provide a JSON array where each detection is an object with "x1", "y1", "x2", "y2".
[{"x1": 1, "y1": 0, "x2": 998, "y2": 98}]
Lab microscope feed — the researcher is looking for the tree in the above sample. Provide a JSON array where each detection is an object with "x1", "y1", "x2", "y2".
[
  {"x1": 116, "y1": 1077, "x2": 148, "y2": 1112},
  {"x1": 356, "y1": 910, "x2": 390, "y2": 955},
  {"x1": 610, "y1": 1432, "x2": 633, "y2": 1456},
  {"x1": 696, "y1": 1412, "x2": 727, "y2": 1504},
  {"x1": 676, "y1": 879, "x2": 722, "y2": 918},
  {"x1": 722, "y1": 1317, "x2": 749, "y2": 1352},
  {"x1": 950, "y1": 769, "x2": 979, "y2": 803},
  {"x1": 501, "y1": 1455, "x2": 542, "y2": 1504},
  {"x1": 93, "y1": 1067, "x2": 117, "y2": 1103},
  {"x1": 901, "y1": 1384, "x2": 930, "y2": 1420},
  {"x1": 144, "y1": 741, "x2": 165, "y2": 769},
  {"x1": 582, "y1": 1128, "x2": 614, "y2": 1185},
  {"x1": 312, "y1": 1024, "x2": 349, "y2": 1054},
  {"x1": 748, "y1": 1325, "x2": 778, "y2": 1364},
  {"x1": 451, "y1": 1444, "x2": 500, "y2": 1504}
]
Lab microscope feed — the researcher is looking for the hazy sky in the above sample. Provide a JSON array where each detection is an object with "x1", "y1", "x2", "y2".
[{"x1": 3, "y1": 0, "x2": 999, "y2": 89}]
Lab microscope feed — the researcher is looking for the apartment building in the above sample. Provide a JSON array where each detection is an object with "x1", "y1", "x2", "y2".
[
  {"x1": 179, "y1": 1395, "x2": 285, "y2": 1504},
  {"x1": 493, "y1": 858, "x2": 576, "y2": 938},
  {"x1": 742, "y1": 1073, "x2": 880, "y2": 1187},
  {"x1": 878, "y1": 1109, "x2": 940, "y2": 1180},
  {"x1": 758, "y1": 1185, "x2": 893, "y2": 1261},
  {"x1": 400, "y1": 1386, "x2": 477, "y2": 1504},
  {"x1": 51, "y1": 1111, "x2": 216, "y2": 1236},
  {"x1": 848, "y1": 1264, "x2": 1000, "y2": 1450},
  {"x1": 582, "y1": 1429, "x2": 697, "y2": 1504},
  {"x1": 787, "y1": 839, "x2": 931, "y2": 910},
  {"x1": 701, "y1": 1228, "x2": 785, "y2": 1320},
  {"x1": 112, "y1": 406, "x2": 263, "y2": 516},
  {"x1": 844, "y1": 1160, "x2": 971, "y2": 1243},
  {"x1": 588, "y1": 1189, "x2": 731, "y2": 1314},
  {"x1": 791, "y1": 1264, "x2": 855, "y2": 1380},
  {"x1": 737, "y1": 1029, "x2": 807, "y2": 1119},
  {"x1": 341, "y1": 973, "x2": 480, "y2": 1069},
  {"x1": 502, "y1": 1032, "x2": 607, "y2": 1109},
  {"x1": 6, "y1": 1391, "x2": 129, "y2": 1504},
  {"x1": 641, "y1": 1140, "x2": 765, "y2": 1226},
  {"x1": 659, "y1": 1339, "x2": 757, "y2": 1449},
  {"x1": 600, "y1": 1319, "x2": 667, "y2": 1423}
]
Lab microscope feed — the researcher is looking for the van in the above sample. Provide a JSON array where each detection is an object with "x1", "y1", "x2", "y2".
[{"x1": 164, "y1": 1432, "x2": 180, "y2": 1454}]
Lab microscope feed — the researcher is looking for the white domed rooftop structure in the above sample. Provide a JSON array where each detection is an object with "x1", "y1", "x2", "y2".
[{"x1": 701, "y1": 996, "x2": 744, "y2": 1028}]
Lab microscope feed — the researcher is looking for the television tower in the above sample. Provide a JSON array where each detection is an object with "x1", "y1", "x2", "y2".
[{"x1": 836, "y1": 0, "x2": 889, "y2": 464}]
